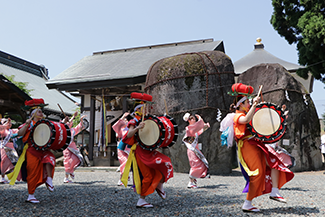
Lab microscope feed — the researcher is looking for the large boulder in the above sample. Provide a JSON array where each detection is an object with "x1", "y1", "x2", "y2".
[
  {"x1": 238, "y1": 63, "x2": 321, "y2": 172},
  {"x1": 145, "y1": 51, "x2": 236, "y2": 174}
]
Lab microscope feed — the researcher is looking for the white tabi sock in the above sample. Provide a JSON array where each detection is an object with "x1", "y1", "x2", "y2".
[
  {"x1": 137, "y1": 198, "x2": 147, "y2": 206},
  {"x1": 242, "y1": 199, "x2": 260, "y2": 212},
  {"x1": 270, "y1": 187, "x2": 282, "y2": 197},
  {"x1": 242, "y1": 200, "x2": 253, "y2": 209},
  {"x1": 46, "y1": 177, "x2": 53, "y2": 186},
  {"x1": 28, "y1": 194, "x2": 36, "y2": 200},
  {"x1": 157, "y1": 182, "x2": 164, "y2": 192}
]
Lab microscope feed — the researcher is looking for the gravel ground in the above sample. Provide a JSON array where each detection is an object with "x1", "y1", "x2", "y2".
[{"x1": 0, "y1": 167, "x2": 324, "y2": 217}]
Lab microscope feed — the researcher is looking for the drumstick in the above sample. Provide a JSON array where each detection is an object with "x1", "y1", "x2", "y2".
[
  {"x1": 57, "y1": 103, "x2": 67, "y2": 117},
  {"x1": 164, "y1": 99, "x2": 168, "y2": 115},
  {"x1": 142, "y1": 103, "x2": 146, "y2": 122},
  {"x1": 257, "y1": 85, "x2": 263, "y2": 98},
  {"x1": 30, "y1": 108, "x2": 39, "y2": 120}
]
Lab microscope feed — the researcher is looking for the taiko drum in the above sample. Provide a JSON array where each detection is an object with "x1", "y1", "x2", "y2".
[
  {"x1": 136, "y1": 114, "x2": 178, "y2": 151},
  {"x1": 29, "y1": 119, "x2": 72, "y2": 151}
]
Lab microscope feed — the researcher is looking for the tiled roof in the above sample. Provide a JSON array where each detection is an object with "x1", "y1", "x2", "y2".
[
  {"x1": 0, "y1": 50, "x2": 46, "y2": 78},
  {"x1": 0, "y1": 52, "x2": 78, "y2": 115},
  {"x1": 46, "y1": 39, "x2": 224, "y2": 90},
  {"x1": 234, "y1": 41, "x2": 303, "y2": 74}
]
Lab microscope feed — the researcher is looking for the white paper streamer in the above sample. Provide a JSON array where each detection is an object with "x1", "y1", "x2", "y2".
[
  {"x1": 285, "y1": 90, "x2": 291, "y2": 101},
  {"x1": 303, "y1": 94, "x2": 308, "y2": 105},
  {"x1": 216, "y1": 109, "x2": 222, "y2": 122}
]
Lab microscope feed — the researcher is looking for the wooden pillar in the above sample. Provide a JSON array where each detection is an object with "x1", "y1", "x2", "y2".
[
  {"x1": 89, "y1": 95, "x2": 96, "y2": 161},
  {"x1": 80, "y1": 95, "x2": 85, "y2": 113},
  {"x1": 122, "y1": 96, "x2": 128, "y2": 113}
]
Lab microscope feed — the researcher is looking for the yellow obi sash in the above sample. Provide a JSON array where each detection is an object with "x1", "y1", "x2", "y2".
[
  {"x1": 7, "y1": 144, "x2": 29, "y2": 185},
  {"x1": 121, "y1": 144, "x2": 141, "y2": 194},
  {"x1": 237, "y1": 135, "x2": 259, "y2": 177}
]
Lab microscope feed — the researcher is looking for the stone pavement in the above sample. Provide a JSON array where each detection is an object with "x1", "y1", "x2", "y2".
[{"x1": 0, "y1": 166, "x2": 325, "y2": 216}]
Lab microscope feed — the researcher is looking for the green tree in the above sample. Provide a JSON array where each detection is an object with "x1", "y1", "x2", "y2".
[
  {"x1": 3, "y1": 114, "x2": 23, "y2": 128},
  {"x1": 72, "y1": 107, "x2": 81, "y2": 127},
  {"x1": 271, "y1": 0, "x2": 325, "y2": 83},
  {"x1": 1, "y1": 74, "x2": 34, "y2": 96},
  {"x1": 1, "y1": 74, "x2": 33, "y2": 127}
]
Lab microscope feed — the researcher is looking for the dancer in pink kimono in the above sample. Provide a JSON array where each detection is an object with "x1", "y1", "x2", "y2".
[
  {"x1": 0, "y1": 118, "x2": 19, "y2": 184},
  {"x1": 112, "y1": 112, "x2": 131, "y2": 186},
  {"x1": 62, "y1": 112, "x2": 86, "y2": 183},
  {"x1": 182, "y1": 113, "x2": 210, "y2": 188}
]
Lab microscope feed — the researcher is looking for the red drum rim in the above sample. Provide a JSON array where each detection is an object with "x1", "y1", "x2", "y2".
[
  {"x1": 135, "y1": 114, "x2": 165, "y2": 151},
  {"x1": 29, "y1": 119, "x2": 72, "y2": 151},
  {"x1": 135, "y1": 114, "x2": 179, "y2": 151},
  {"x1": 160, "y1": 115, "x2": 178, "y2": 149},
  {"x1": 248, "y1": 102, "x2": 287, "y2": 143}
]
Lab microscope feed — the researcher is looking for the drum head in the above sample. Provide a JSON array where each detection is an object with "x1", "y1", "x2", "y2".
[
  {"x1": 248, "y1": 102, "x2": 287, "y2": 143},
  {"x1": 252, "y1": 108, "x2": 281, "y2": 136},
  {"x1": 138, "y1": 119, "x2": 160, "y2": 146},
  {"x1": 135, "y1": 114, "x2": 165, "y2": 151},
  {"x1": 33, "y1": 123, "x2": 51, "y2": 147}
]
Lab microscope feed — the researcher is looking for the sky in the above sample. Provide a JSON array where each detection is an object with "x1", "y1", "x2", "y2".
[{"x1": 0, "y1": 0, "x2": 324, "y2": 117}]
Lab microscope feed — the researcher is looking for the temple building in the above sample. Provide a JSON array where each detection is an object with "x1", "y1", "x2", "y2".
[
  {"x1": 46, "y1": 39, "x2": 225, "y2": 166},
  {"x1": 234, "y1": 38, "x2": 314, "y2": 93},
  {"x1": 0, "y1": 50, "x2": 77, "y2": 122}
]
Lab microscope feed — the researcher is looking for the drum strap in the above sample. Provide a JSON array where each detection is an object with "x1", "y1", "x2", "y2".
[
  {"x1": 237, "y1": 135, "x2": 259, "y2": 177},
  {"x1": 7, "y1": 144, "x2": 29, "y2": 185},
  {"x1": 121, "y1": 144, "x2": 141, "y2": 194}
]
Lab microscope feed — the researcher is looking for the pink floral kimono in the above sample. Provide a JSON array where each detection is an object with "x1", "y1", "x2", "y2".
[
  {"x1": 63, "y1": 121, "x2": 84, "y2": 175},
  {"x1": 182, "y1": 119, "x2": 209, "y2": 179},
  {"x1": 112, "y1": 119, "x2": 130, "y2": 176},
  {"x1": 0, "y1": 128, "x2": 20, "y2": 177}
]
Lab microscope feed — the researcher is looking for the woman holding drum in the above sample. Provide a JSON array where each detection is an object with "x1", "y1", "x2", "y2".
[
  {"x1": 120, "y1": 92, "x2": 174, "y2": 208},
  {"x1": 183, "y1": 113, "x2": 210, "y2": 188},
  {"x1": 228, "y1": 83, "x2": 294, "y2": 213},
  {"x1": 9, "y1": 98, "x2": 57, "y2": 203}
]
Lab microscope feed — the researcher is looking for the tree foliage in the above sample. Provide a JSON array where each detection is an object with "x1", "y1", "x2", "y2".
[
  {"x1": 72, "y1": 107, "x2": 81, "y2": 127},
  {"x1": 1, "y1": 74, "x2": 33, "y2": 96},
  {"x1": 3, "y1": 114, "x2": 23, "y2": 128},
  {"x1": 271, "y1": 0, "x2": 325, "y2": 82}
]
